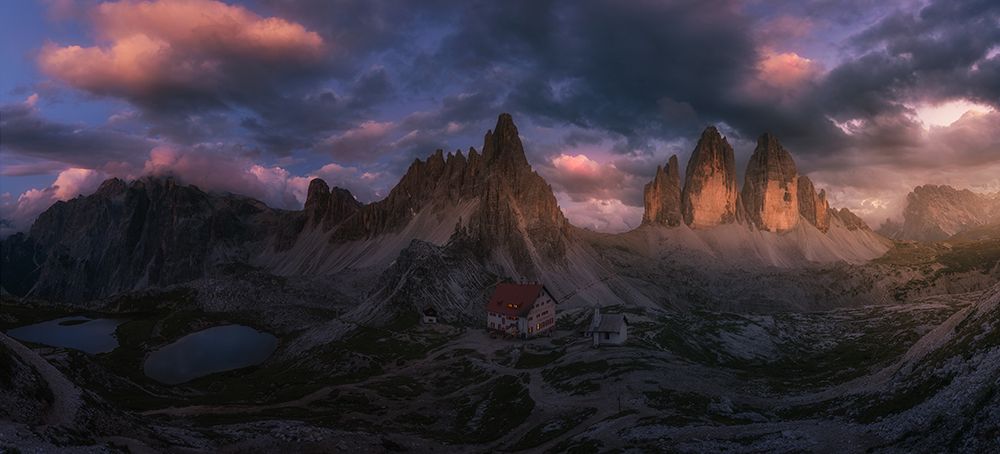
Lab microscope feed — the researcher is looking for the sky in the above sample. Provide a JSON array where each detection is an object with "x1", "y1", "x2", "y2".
[{"x1": 1, "y1": 0, "x2": 999, "y2": 235}]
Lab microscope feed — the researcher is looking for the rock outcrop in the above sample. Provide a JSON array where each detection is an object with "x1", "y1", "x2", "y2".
[
  {"x1": 879, "y1": 185, "x2": 1000, "y2": 241},
  {"x1": 642, "y1": 155, "x2": 683, "y2": 226},
  {"x1": 681, "y1": 127, "x2": 740, "y2": 228},
  {"x1": 797, "y1": 176, "x2": 830, "y2": 232},
  {"x1": 832, "y1": 207, "x2": 870, "y2": 231},
  {"x1": 1, "y1": 177, "x2": 292, "y2": 301},
  {"x1": 741, "y1": 133, "x2": 799, "y2": 232},
  {"x1": 304, "y1": 178, "x2": 362, "y2": 231},
  {"x1": 468, "y1": 114, "x2": 569, "y2": 273},
  {"x1": 333, "y1": 113, "x2": 569, "y2": 276}
]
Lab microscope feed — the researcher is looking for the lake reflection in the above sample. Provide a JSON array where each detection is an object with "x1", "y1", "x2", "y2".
[
  {"x1": 143, "y1": 324, "x2": 278, "y2": 385},
  {"x1": 7, "y1": 317, "x2": 121, "y2": 354}
]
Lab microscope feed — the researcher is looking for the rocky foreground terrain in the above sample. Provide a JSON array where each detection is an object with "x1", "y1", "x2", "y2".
[{"x1": 1, "y1": 114, "x2": 999, "y2": 452}]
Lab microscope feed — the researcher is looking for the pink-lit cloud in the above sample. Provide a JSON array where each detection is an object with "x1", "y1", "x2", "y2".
[
  {"x1": 0, "y1": 168, "x2": 107, "y2": 236},
  {"x1": 743, "y1": 49, "x2": 823, "y2": 103},
  {"x1": 535, "y1": 152, "x2": 648, "y2": 230},
  {"x1": 540, "y1": 153, "x2": 643, "y2": 206},
  {"x1": 143, "y1": 146, "x2": 307, "y2": 209},
  {"x1": 321, "y1": 120, "x2": 396, "y2": 162},
  {"x1": 556, "y1": 195, "x2": 643, "y2": 233},
  {"x1": 809, "y1": 109, "x2": 1000, "y2": 225},
  {"x1": 141, "y1": 145, "x2": 388, "y2": 209},
  {"x1": 39, "y1": 0, "x2": 325, "y2": 100}
]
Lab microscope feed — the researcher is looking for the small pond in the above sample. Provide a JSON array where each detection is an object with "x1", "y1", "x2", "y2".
[
  {"x1": 6, "y1": 316, "x2": 122, "y2": 354},
  {"x1": 143, "y1": 324, "x2": 278, "y2": 385}
]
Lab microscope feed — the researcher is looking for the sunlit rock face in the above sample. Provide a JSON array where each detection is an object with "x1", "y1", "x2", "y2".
[
  {"x1": 642, "y1": 154, "x2": 683, "y2": 226},
  {"x1": 741, "y1": 133, "x2": 799, "y2": 232},
  {"x1": 889, "y1": 185, "x2": 1000, "y2": 241},
  {"x1": 681, "y1": 127, "x2": 740, "y2": 228},
  {"x1": 797, "y1": 176, "x2": 831, "y2": 232}
]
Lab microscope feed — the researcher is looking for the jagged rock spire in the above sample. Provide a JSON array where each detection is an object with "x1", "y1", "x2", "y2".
[
  {"x1": 304, "y1": 178, "x2": 361, "y2": 230},
  {"x1": 681, "y1": 126, "x2": 740, "y2": 228},
  {"x1": 797, "y1": 175, "x2": 830, "y2": 232},
  {"x1": 482, "y1": 113, "x2": 531, "y2": 171},
  {"x1": 742, "y1": 133, "x2": 800, "y2": 232},
  {"x1": 333, "y1": 113, "x2": 568, "y2": 277},
  {"x1": 643, "y1": 154, "x2": 683, "y2": 226}
]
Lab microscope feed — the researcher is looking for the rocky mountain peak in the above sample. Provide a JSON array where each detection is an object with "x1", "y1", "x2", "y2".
[
  {"x1": 742, "y1": 133, "x2": 800, "y2": 232},
  {"x1": 643, "y1": 154, "x2": 683, "y2": 226},
  {"x1": 832, "y1": 207, "x2": 870, "y2": 231},
  {"x1": 95, "y1": 178, "x2": 128, "y2": 197},
  {"x1": 332, "y1": 114, "x2": 568, "y2": 277},
  {"x1": 481, "y1": 112, "x2": 530, "y2": 170},
  {"x1": 682, "y1": 126, "x2": 739, "y2": 228},
  {"x1": 324, "y1": 187, "x2": 362, "y2": 230},
  {"x1": 304, "y1": 178, "x2": 361, "y2": 230},
  {"x1": 304, "y1": 178, "x2": 332, "y2": 222},
  {"x1": 797, "y1": 176, "x2": 830, "y2": 232},
  {"x1": 879, "y1": 184, "x2": 1000, "y2": 241},
  {"x1": 14, "y1": 175, "x2": 286, "y2": 302}
]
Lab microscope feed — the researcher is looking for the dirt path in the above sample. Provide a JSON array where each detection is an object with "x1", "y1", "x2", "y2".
[{"x1": 0, "y1": 333, "x2": 83, "y2": 427}]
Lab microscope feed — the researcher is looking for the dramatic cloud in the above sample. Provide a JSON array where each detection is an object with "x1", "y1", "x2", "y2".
[
  {"x1": 556, "y1": 196, "x2": 644, "y2": 234},
  {"x1": 39, "y1": 0, "x2": 324, "y2": 103},
  {"x1": 141, "y1": 145, "x2": 389, "y2": 209},
  {"x1": 3, "y1": 0, "x2": 999, "y2": 232},
  {"x1": 0, "y1": 168, "x2": 107, "y2": 236},
  {"x1": 0, "y1": 96, "x2": 154, "y2": 170},
  {"x1": 540, "y1": 154, "x2": 643, "y2": 207},
  {"x1": 749, "y1": 51, "x2": 822, "y2": 96}
]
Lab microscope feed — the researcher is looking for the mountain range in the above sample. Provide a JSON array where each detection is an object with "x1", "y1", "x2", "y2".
[
  {"x1": 3, "y1": 114, "x2": 999, "y2": 453},
  {"x1": 2, "y1": 114, "x2": 894, "y2": 309},
  {"x1": 879, "y1": 184, "x2": 1000, "y2": 241}
]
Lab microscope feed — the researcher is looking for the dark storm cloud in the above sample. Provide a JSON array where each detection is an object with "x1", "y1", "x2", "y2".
[
  {"x1": 778, "y1": 0, "x2": 1000, "y2": 170},
  {"x1": 0, "y1": 101, "x2": 152, "y2": 170},
  {"x1": 500, "y1": 0, "x2": 756, "y2": 142},
  {"x1": 19, "y1": 0, "x2": 1000, "y2": 230},
  {"x1": 242, "y1": 67, "x2": 397, "y2": 154},
  {"x1": 37, "y1": 0, "x2": 404, "y2": 157},
  {"x1": 839, "y1": 0, "x2": 1000, "y2": 107}
]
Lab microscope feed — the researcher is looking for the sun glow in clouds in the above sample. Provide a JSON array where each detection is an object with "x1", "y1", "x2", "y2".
[{"x1": 913, "y1": 99, "x2": 995, "y2": 129}]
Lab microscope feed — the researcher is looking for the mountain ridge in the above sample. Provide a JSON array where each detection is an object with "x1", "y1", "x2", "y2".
[
  {"x1": 2, "y1": 114, "x2": 889, "y2": 304},
  {"x1": 878, "y1": 184, "x2": 1000, "y2": 241}
]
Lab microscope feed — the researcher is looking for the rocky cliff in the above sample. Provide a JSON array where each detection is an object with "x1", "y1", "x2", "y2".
[
  {"x1": 642, "y1": 155, "x2": 683, "y2": 226},
  {"x1": 681, "y1": 127, "x2": 740, "y2": 228},
  {"x1": 642, "y1": 129, "x2": 851, "y2": 235},
  {"x1": 468, "y1": 114, "x2": 570, "y2": 274},
  {"x1": 3, "y1": 114, "x2": 896, "y2": 303},
  {"x1": 741, "y1": 133, "x2": 799, "y2": 232},
  {"x1": 878, "y1": 185, "x2": 1000, "y2": 241},
  {"x1": 831, "y1": 207, "x2": 870, "y2": 231},
  {"x1": 0, "y1": 177, "x2": 298, "y2": 301},
  {"x1": 330, "y1": 113, "x2": 569, "y2": 276},
  {"x1": 797, "y1": 176, "x2": 830, "y2": 232},
  {"x1": 303, "y1": 178, "x2": 362, "y2": 231}
]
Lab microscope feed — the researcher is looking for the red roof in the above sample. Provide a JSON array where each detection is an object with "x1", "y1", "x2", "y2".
[{"x1": 486, "y1": 283, "x2": 553, "y2": 317}]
